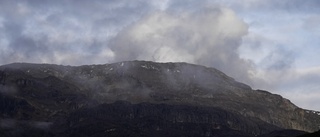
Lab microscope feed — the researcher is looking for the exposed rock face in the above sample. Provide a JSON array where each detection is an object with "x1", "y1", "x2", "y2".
[{"x1": 0, "y1": 61, "x2": 319, "y2": 137}]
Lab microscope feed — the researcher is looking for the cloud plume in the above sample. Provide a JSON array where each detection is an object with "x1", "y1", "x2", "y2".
[{"x1": 109, "y1": 6, "x2": 255, "y2": 84}]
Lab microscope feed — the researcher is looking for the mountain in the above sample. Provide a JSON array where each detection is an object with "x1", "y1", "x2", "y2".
[{"x1": 0, "y1": 61, "x2": 319, "y2": 137}]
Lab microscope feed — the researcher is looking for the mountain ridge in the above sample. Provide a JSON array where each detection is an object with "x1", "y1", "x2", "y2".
[{"x1": 1, "y1": 61, "x2": 320, "y2": 137}]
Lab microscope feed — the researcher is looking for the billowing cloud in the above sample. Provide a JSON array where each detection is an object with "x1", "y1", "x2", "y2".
[{"x1": 109, "y1": 7, "x2": 254, "y2": 84}]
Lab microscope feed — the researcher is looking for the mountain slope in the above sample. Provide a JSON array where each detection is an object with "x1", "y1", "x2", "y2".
[{"x1": 0, "y1": 61, "x2": 319, "y2": 136}]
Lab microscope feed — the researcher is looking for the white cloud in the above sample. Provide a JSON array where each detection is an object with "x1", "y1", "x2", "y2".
[{"x1": 109, "y1": 7, "x2": 255, "y2": 85}]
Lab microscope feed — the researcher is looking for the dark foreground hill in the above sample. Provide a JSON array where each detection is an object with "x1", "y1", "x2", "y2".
[
  {"x1": 0, "y1": 61, "x2": 319, "y2": 137},
  {"x1": 297, "y1": 130, "x2": 320, "y2": 137}
]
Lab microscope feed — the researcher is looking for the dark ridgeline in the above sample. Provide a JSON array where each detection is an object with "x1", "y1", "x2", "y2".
[{"x1": 0, "y1": 61, "x2": 319, "y2": 137}]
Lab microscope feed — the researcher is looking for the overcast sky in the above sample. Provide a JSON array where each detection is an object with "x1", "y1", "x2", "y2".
[{"x1": 0, "y1": 0, "x2": 319, "y2": 110}]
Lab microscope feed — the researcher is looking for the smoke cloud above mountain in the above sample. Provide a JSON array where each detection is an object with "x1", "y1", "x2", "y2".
[
  {"x1": 0, "y1": 0, "x2": 319, "y2": 110},
  {"x1": 109, "y1": 6, "x2": 254, "y2": 85}
]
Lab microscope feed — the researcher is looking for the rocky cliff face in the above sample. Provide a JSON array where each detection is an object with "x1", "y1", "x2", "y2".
[{"x1": 0, "y1": 61, "x2": 319, "y2": 137}]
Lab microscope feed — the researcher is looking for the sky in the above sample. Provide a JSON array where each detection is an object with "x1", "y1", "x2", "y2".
[{"x1": 0, "y1": 0, "x2": 319, "y2": 110}]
